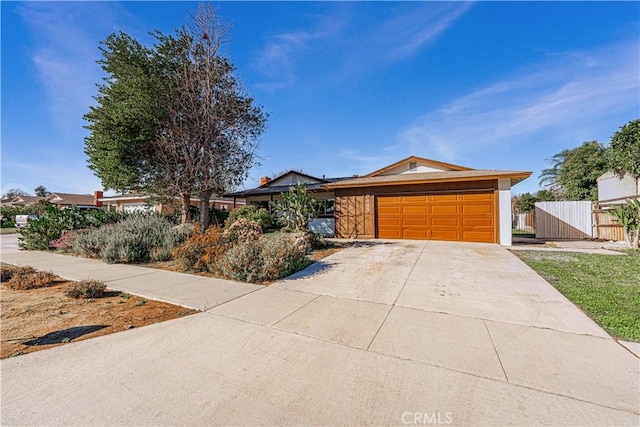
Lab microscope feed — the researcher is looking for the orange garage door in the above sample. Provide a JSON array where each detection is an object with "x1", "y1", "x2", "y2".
[{"x1": 377, "y1": 192, "x2": 496, "y2": 243}]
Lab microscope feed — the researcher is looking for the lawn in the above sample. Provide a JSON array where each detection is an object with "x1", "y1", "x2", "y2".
[
  {"x1": 0, "y1": 228, "x2": 17, "y2": 235},
  {"x1": 512, "y1": 250, "x2": 640, "y2": 342}
]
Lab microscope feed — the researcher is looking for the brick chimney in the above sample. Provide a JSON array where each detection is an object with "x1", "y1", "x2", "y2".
[
  {"x1": 260, "y1": 176, "x2": 271, "y2": 186},
  {"x1": 94, "y1": 191, "x2": 103, "y2": 207}
]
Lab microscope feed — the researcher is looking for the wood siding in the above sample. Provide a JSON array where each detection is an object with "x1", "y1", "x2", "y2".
[
  {"x1": 593, "y1": 201, "x2": 627, "y2": 241},
  {"x1": 334, "y1": 180, "x2": 498, "y2": 239}
]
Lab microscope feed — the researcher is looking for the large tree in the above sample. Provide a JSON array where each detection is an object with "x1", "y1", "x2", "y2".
[
  {"x1": 2, "y1": 188, "x2": 29, "y2": 200},
  {"x1": 84, "y1": 5, "x2": 266, "y2": 228},
  {"x1": 34, "y1": 186, "x2": 50, "y2": 197},
  {"x1": 514, "y1": 189, "x2": 558, "y2": 213},
  {"x1": 539, "y1": 141, "x2": 609, "y2": 201},
  {"x1": 84, "y1": 31, "x2": 185, "y2": 193},
  {"x1": 608, "y1": 119, "x2": 640, "y2": 179},
  {"x1": 154, "y1": 5, "x2": 267, "y2": 230}
]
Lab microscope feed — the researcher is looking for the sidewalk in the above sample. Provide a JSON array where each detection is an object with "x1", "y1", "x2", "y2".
[
  {"x1": 0, "y1": 250, "x2": 261, "y2": 311},
  {"x1": 2, "y1": 245, "x2": 638, "y2": 425}
]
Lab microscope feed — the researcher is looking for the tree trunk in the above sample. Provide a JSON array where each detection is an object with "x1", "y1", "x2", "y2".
[
  {"x1": 180, "y1": 193, "x2": 191, "y2": 225},
  {"x1": 199, "y1": 190, "x2": 214, "y2": 232}
]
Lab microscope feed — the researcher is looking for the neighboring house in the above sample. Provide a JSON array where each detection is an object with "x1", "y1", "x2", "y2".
[
  {"x1": 98, "y1": 193, "x2": 245, "y2": 214},
  {"x1": 596, "y1": 171, "x2": 640, "y2": 204},
  {"x1": 5, "y1": 195, "x2": 46, "y2": 207},
  {"x1": 5, "y1": 192, "x2": 103, "y2": 208},
  {"x1": 47, "y1": 192, "x2": 101, "y2": 208},
  {"x1": 232, "y1": 156, "x2": 531, "y2": 245},
  {"x1": 226, "y1": 171, "x2": 354, "y2": 235}
]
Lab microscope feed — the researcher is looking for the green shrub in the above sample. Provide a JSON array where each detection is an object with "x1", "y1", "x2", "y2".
[
  {"x1": 172, "y1": 226, "x2": 231, "y2": 271},
  {"x1": 6, "y1": 269, "x2": 59, "y2": 290},
  {"x1": 18, "y1": 206, "x2": 125, "y2": 250},
  {"x1": 72, "y1": 215, "x2": 188, "y2": 264},
  {"x1": 85, "y1": 209, "x2": 126, "y2": 228},
  {"x1": 73, "y1": 228, "x2": 108, "y2": 258},
  {"x1": 225, "y1": 205, "x2": 273, "y2": 231},
  {"x1": 65, "y1": 280, "x2": 107, "y2": 299},
  {"x1": 18, "y1": 212, "x2": 66, "y2": 250},
  {"x1": 272, "y1": 183, "x2": 324, "y2": 232},
  {"x1": 217, "y1": 233, "x2": 311, "y2": 283},
  {"x1": 2, "y1": 220, "x2": 15, "y2": 228},
  {"x1": 209, "y1": 207, "x2": 230, "y2": 228}
]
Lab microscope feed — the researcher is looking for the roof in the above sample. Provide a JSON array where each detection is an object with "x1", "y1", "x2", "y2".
[
  {"x1": 98, "y1": 193, "x2": 153, "y2": 202},
  {"x1": 98, "y1": 193, "x2": 243, "y2": 203},
  {"x1": 262, "y1": 170, "x2": 324, "y2": 187},
  {"x1": 47, "y1": 193, "x2": 95, "y2": 206},
  {"x1": 227, "y1": 174, "x2": 352, "y2": 197},
  {"x1": 324, "y1": 169, "x2": 532, "y2": 189},
  {"x1": 9, "y1": 195, "x2": 46, "y2": 205},
  {"x1": 365, "y1": 155, "x2": 471, "y2": 177}
]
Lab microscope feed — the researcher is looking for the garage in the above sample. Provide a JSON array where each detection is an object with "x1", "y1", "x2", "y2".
[
  {"x1": 324, "y1": 155, "x2": 531, "y2": 245},
  {"x1": 377, "y1": 192, "x2": 496, "y2": 242}
]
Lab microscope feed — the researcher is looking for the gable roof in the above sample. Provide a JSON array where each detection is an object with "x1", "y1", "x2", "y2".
[
  {"x1": 263, "y1": 170, "x2": 325, "y2": 187},
  {"x1": 47, "y1": 192, "x2": 95, "y2": 206},
  {"x1": 10, "y1": 195, "x2": 46, "y2": 205},
  {"x1": 365, "y1": 156, "x2": 471, "y2": 177},
  {"x1": 227, "y1": 174, "x2": 352, "y2": 197},
  {"x1": 324, "y1": 169, "x2": 532, "y2": 189}
]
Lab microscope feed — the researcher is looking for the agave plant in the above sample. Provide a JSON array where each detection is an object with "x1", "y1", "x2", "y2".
[{"x1": 607, "y1": 198, "x2": 640, "y2": 248}]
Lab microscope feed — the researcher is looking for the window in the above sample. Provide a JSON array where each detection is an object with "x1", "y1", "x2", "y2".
[
  {"x1": 318, "y1": 199, "x2": 335, "y2": 218},
  {"x1": 409, "y1": 161, "x2": 417, "y2": 172}
]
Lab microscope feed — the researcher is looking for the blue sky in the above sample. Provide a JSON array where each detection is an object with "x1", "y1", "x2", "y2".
[{"x1": 2, "y1": 1, "x2": 638, "y2": 197}]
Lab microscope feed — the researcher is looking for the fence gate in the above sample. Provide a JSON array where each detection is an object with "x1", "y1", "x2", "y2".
[
  {"x1": 512, "y1": 211, "x2": 535, "y2": 236},
  {"x1": 535, "y1": 201, "x2": 593, "y2": 239}
]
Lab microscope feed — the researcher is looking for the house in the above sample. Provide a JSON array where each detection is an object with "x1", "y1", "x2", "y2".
[
  {"x1": 4, "y1": 195, "x2": 46, "y2": 207},
  {"x1": 232, "y1": 156, "x2": 531, "y2": 245},
  {"x1": 226, "y1": 171, "x2": 354, "y2": 235},
  {"x1": 5, "y1": 191, "x2": 102, "y2": 208},
  {"x1": 596, "y1": 171, "x2": 640, "y2": 204},
  {"x1": 47, "y1": 192, "x2": 101, "y2": 208},
  {"x1": 98, "y1": 193, "x2": 245, "y2": 214}
]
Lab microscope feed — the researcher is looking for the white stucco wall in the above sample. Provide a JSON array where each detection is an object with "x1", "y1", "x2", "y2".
[
  {"x1": 380, "y1": 162, "x2": 451, "y2": 175},
  {"x1": 309, "y1": 218, "x2": 335, "y2": 236},
  {"x1": 597, "y1": 172, "x2": 639, "y2": 202},
  {"x1": 498, "y1": 178, "x2": 512, "y2": 246}
]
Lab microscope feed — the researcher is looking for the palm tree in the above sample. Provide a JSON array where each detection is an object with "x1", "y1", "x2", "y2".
[{"x1": 538, "y1": 149, "x2": 570, "y2": 190}]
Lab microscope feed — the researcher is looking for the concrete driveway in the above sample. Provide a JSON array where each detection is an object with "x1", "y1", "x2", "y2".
[{"x1": 1, "y1": 240, "x2": 638, "y2": 425}]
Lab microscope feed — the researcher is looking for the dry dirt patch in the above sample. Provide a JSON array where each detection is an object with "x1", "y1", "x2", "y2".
[{"x1": 1, "y1": 278, "x2": 197, "y2": 359}]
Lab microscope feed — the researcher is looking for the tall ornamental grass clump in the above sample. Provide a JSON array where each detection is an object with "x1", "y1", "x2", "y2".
[{"x1": 73, "y1": 215, "x2": 188, "y2": 263}]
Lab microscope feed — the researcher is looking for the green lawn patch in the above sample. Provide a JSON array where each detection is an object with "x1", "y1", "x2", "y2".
[
  {"x1": 0, "y1": 228, "x2": 17, "y2": 235},
  {"x1": 512, "y1": 250, "x2": 640, "y2": 342}
]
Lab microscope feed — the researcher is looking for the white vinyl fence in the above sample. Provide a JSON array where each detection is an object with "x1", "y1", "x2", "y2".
[{"x1": 535, "y1": 201, "x2": 593, "y2": 239}]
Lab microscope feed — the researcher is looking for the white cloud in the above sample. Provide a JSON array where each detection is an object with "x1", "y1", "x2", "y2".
[
  {"x1": 253, "y1": 3, "x2": 472, "y2": 91},
  {"x1": 395, "y1": 42, "x2": 640, "y2": 162},
  {"x1": 5, "y1": 3, "x2": 140, "y2": 194},
  {"x1": 253, "y1": 14, "x2": 346, "y2": 90},
  {"x1": 17, "y1": 2, "x2": 134, "y2": 143},
  {"x1": 376, "y1": 2, "x2": 474, "y2": 61}
]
